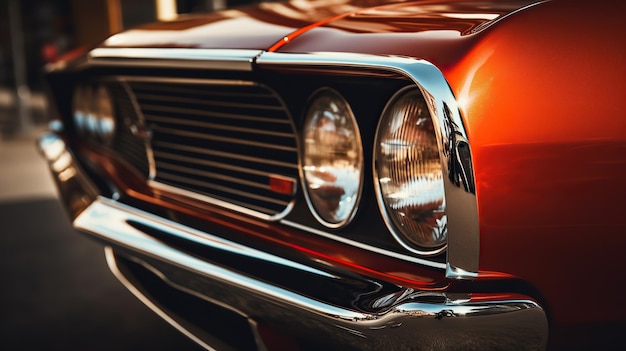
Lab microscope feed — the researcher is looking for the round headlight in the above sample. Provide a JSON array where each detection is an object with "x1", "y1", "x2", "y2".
[
  {"x1": 83, "y1": 86, "x2": 99, "y2": 137},
  {"x1": 94, "y1": 85, "x2": 116, "y2": 143},
  {"x1": 302, "y1": 89, "x2": 363, "y2": 227},
  {"x1": 72, "y1": 84, "x2": 89, "y2": 134},
  {"x1": 374, "y1": 87, "x2": 447, "y2": 254}
]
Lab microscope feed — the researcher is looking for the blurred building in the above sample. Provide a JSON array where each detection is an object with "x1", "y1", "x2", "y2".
[{"x1": 0, "y1": 0, "x2": 261, "y2": 136}]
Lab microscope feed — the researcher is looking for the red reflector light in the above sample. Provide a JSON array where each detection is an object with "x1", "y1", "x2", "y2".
[{"x1": 269, "y1": 175, "x2": 296, "y2": 195}]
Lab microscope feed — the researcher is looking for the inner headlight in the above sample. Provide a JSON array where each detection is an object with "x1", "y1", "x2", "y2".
[
  {"x1": 374, "y1": 87, "x2": 447, "y2": 254},
  {"x1": 302, "y1": 89, "x2": 363, "y2": 227}
]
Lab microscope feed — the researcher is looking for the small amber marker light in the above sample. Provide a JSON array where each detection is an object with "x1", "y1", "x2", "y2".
[{"x1": 269, "y1": 175, "x2": 296, "y2": 195}]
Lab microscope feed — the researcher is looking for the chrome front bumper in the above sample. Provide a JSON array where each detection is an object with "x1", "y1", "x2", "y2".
[{"x1": 39, "y1": 132, "x2": 549, "y2": 350}]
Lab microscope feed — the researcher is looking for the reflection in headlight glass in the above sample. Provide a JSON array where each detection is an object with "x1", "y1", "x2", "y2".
[
  {"x1": 375, "y1": 88, "x2": 447, "y2": 251},
  {"x1": 303, "y1": 89, "x2": 363, "y2": 227}
]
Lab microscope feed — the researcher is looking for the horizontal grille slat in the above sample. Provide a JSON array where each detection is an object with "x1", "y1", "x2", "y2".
[
  {"x1": 154, "y1": 151, "x2": 291, "y2": 179},
  {"x1": 125, "y1": 80, "x2": 298, "y2": 218},
  {"x1": 140, "y1": 104, "x2": 292, "y2": 125},
  {"x1": 153, "y1": 141, "x2": 297, "y2": 170},
  {"x1": 155, "y1": 127, "x2": 297, "y2": 152},
  {"x1": 156, "y1": 161, "x2": 273, "y2": 191},
  {"x1": 156, "y1": 171, "x2": 290, "y2": 207},
  {"x1": 135, "y1": 93, "x2": 286, "y2": 111},
  {"x1": 145, "y1": 114, "x2": 295, "y2": 138}
]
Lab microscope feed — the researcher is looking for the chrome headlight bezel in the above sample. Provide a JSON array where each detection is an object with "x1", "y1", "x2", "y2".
[
  {"x1": 301, "y1": 88, "x2": 364, "y2": 228},
  {"x1": 374, "y1": 86, "x2": 448, "y2": 256}
]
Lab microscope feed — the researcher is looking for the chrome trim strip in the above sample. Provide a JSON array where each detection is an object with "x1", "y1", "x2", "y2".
[
  {"x1": 116, "y1": 76, "x2": 258, "y2": 87},
  {"x1": 281, "y1": 220, "x2": 446, "y2": 269},
  {"x1": 88, "y1": 48, "x2": 262, "y2": 71},
  {"x1": 258, "y1": 52, "x2": 480, "y2": 279},
  {"x1": 76, "y1": 198, "x2": 363, "y2": 319}
]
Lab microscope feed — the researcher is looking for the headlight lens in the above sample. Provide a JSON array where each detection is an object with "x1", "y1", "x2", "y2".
[
  {"x1": 94, "y1": 85, "x2": 115, "y2": 143},
  {"x1": 72, "y1": 84, "x2": 89, "y2": 134},
  {"x1": 374, "y1": 87, "x2": 447, "y2": 253},
  {"x1": 302, "y1": 89, "x2": 363, "y2": 227},
  {"x1": 72, "y1": 83, "x2": 116, "y2": 143}
]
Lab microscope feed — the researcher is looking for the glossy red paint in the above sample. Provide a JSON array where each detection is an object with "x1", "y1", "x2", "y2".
[
  {"x1": 445, "y1": 0, "x2": 626, "y2": 332},
  {"x1": 273, "y1": 0, "x2": 626, "y2": 342},
  {"x1": 99, "y1": 0, "x2": 402, "y2": 50},
  {"x1": 64, "y1": 0, "x2": 626, "y2": 347},
  {"x1": 274, "y1": 0, "x2": 537, "y2": 67}
]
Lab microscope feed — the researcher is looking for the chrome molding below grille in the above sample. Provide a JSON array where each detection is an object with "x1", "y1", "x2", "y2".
[{"x1": 118, "y1": 77, "x2": 299, "y2": 220}]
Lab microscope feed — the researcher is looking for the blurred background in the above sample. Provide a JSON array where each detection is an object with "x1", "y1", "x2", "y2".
[
  {"x1": 0, "y1": 0, "x2": 259, "y2": 349},
  {"x1": 0, "y1": 0, "x2": 263, "y2": 137}
]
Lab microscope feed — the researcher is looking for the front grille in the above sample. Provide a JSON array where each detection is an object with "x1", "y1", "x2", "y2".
[{"x1": 128, "y1": 79, "x2": 299, "y2": 218}]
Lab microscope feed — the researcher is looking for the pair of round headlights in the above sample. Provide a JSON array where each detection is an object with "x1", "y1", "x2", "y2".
[
  {"x1": 72, "y1": 84, "x2": 116, "y2": 143},
  {"x1": 302, "y1": 87, "x2": 447, "y2": 254}
]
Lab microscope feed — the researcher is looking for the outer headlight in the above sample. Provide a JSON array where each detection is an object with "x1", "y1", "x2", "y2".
[
  {"x1": 302, "y1": 89, "x2": 363, "y2": 227},
  {"x1": 72, "y1": 84, "x2": 89, "y2": 134},
  {"x1": 374, "y1": 87, "x2": 447, "y2": 254},
  {"x1": 72, "y1": 84, "x2": 116, "y2": 143},
  {"x1": 94, "y1": 85, "x2": 116, "y2": 143}
]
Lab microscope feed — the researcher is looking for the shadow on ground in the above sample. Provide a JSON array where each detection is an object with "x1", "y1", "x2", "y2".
[{"x1": 0, "y1": 197, "x2": 204, "y2": 351}]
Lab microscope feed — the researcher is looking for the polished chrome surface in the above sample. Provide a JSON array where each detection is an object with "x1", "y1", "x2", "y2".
[
  {"x1": 75, "y1": 197, "x2": 547, "y2": 351},
  {"x1": 119, "y1": 77, "x2": 299, "y2": 220},
  {"x1": 281, "y1": 220, "x2": 446, "y2": 269},
  {"x1": 257, "y1": 52, "x2": 480, "y2": 279},
  {"x1": 88, "y1": 48, "x2": 262, "y2": 71},
  {"x1": 37, "y1": 133, "x2": 100, "y2": 218},
  {"x1": 76, "y1": 197, "x2": 365, "y2": 319}
]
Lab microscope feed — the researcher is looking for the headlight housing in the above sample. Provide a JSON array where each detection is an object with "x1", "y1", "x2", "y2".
[
  {"x1": 302, "y1": 89, "x2": 363, "y2": 227},
  {"x1": 374, "y1": 87, "x2": 447, "y2": 254}
]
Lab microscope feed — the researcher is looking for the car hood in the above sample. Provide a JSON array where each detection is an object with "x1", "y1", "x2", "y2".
[
  {"x1": 100, "y1": 0, "x2": 402, "y2": 50},
  {"x1": 101, "y1": 0, "x2": 540, "y2": 54}
]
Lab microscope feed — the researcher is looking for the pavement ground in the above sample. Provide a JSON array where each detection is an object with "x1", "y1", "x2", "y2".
[{"x1": 0, "y1": 124, "x2": 203, "y2": 350}]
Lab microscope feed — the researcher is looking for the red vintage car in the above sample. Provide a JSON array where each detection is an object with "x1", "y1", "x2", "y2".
[{"x1": 39, "y1": 0, "x2": 625, "y2": 349}]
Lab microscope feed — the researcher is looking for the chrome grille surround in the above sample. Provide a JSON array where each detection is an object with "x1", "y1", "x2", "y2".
[{"x1": 121, "y1": 77, "x2": 299, "y2": 220}]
